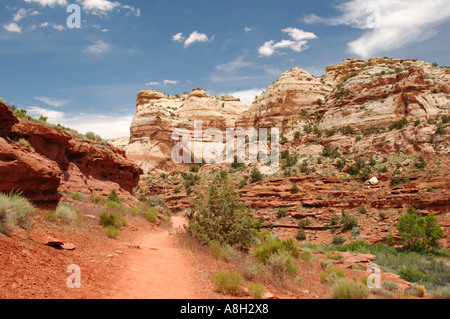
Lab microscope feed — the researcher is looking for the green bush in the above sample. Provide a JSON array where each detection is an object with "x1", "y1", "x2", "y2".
[
  {"x1": 332, "y1": 279, "x2": 369, "y2": 299},
  {"x1": 107, "y1": 188, "x2": 121, "y2": 203},
  {"x1": 71, "y1": 192, "x2": 83, "y2": 201},
  {"x1": 103, "y1": 226, "x2": 120, "y2": 239},
  {"x1": 341, "y1": 212, "x2": 358, "y2": 232},
  {"x1": 189, "y1": 182, "x2": 257, "y2": 251},
  {"x1": 277, "y1": 208, "x2": 288, "y2": 219},
  {"x1": 248, "y1": 283, "x2": 266, "y2": 299},
  {"x1": 253, "y1": 237, "x2": 299, "y2": 263},
  {"x1": 250, "y1": 167, "x2": 263, "y2": 183},
  {"x1": 99, "y1": 211, "x2": 127, "y2": 229},
  {"x1": 332, "y1": 235, "x2": 346, "y2": 245},
  {"x1": 144, "y1": 210, "x2": 158, "y2": 223},
  {"x1": 296, "y1": 228, "x2": 306, "y2": 241},
  {"x1": 190, "y1": 164, "x2": 200, "y2": 173},
  {"x1": 212, "y1": 270, "x2": 244, "y2": 296},
  {"x1": 382, "y1": 281, "x2": 399, "y2": 291},
  {"x1": 267, "y1": 250, "x2": 298, "y2": 279},
  {"x1": 290, "y1": 183, "x2": 300, "y2": 194},
  {"x1": 396, "y1": 206, "x2": 444, "y2": 251}
]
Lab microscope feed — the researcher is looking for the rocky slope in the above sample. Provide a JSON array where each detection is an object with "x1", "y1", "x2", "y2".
[
  {"x1": 0, "y1": 101, "x2": 143, "y2": 203},
  {"x1": 125, "y1": 57, "x2": 449, "y2": 248}
]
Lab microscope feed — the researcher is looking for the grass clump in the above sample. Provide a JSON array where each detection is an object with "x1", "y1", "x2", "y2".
[
  {"x1": 212, "y1": 270, "x2": 245, "y2": 296},
  {"x1": 248, "y1": 283, "x2": 266, "y2": 299},
  {"x1": 0, "y1": 192, "x2": 35, "y2": 234},
  {"x1": 55, "y1": 202, "x2": 79, "y2": 223},
  {"x1": 332, "y1": 279, "x2": 369, "y2": 299}
]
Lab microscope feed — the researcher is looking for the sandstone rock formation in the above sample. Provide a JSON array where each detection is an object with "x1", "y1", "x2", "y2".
[
  {"x1": 116, "y1": 88, "x2": 249, "y2": 175},
  {"x1": 0, "y1": 101, "x2": 143, "y2": 203}
]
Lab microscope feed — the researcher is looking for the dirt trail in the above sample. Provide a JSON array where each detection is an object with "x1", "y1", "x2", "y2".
[{"x1": 105, "y1": 216, "x2": 206, "y2": 299}]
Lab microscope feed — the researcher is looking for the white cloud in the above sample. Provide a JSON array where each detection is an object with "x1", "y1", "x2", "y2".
[
  {"x1": 77, "y1": 0, "x2": 120, "y2": 13},
  {"x1": 163, "y1": 80, "x2": 179, "y2": 86},
  {"x1": 220, "y1": 88, "x2": 266, "y2": 105},
  {"x1": 172, "y1": 32, "x2": 185, "y2": 42},
  {"x1": 304, "y1": 0, "x2": 450, "y2": 58},
  {"x1": 24, "y1": 0, "x2": 68, "y2": 7},
  {"x1": 183, "y1": 31, "x2": 211, "y2": 48},
  {"x1": 216, "y1": 56, "x2": 253, "y2": 72},
  {"x1": 13, "y1": 8, "x2": 39, "y2": 22},
  {"x1": 35, "y1": 96, "x2": 69, "y2": 108},
  {"x1": 122, "y1": 5, "x2": 140, "y2": 17},
  {"x1": 4, "y1": 22, "x2": 22, "y2": 33},
  {"x1": 244, "y1": 26, "x2": 256, "y2": 32},
  {"x1": 39, "y1": 22, "x2": 65, "y2": 31},
  {"x1": 27, "y1": 106, "x2": 65, "y2": 122},
  {"x1": 258, "y1": 27, "x2": 318, "y2": 57},
  {"x1": 83, "y1": 40, "x2": 112, "y2": 54},
  {"x1": 145, "y1": 81, "x2": 161, "y2": 86},
  {"x1": 27, "y1": 106, "x2": 133, "y2": 139}
]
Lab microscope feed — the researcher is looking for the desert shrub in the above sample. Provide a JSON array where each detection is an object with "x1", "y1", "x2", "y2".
[
  {"x1": 189, "y1": 182, "x2": 257, "y2": 250},
  {"x1": 56, "y1": 202, "x2": 78, "y2": 223},
  {"x1": 190, "y1": 164, "x2": 200, "y2": 172},
  {"x1": 277, "y1": 208, "x2": 288, "y2": 219},
  {"x1": 341, "y1": 212, "x2": 358, "y2": 232},
  {"x1": 414, "y1": 155, "x2": 426, "y2": 169},
  {"x1": 143, "y1": 209, "x2": 158, "y2": 223},
  {"x1": 148, "y1": 196, "x2": 170, "y2": 215},
  {"x1": 320, "y1": 268, "x2": 345, "y2": 283},
  {"x1": 212, "y1": 270, "x2": 244, "y2": 296},
  {"x1": 182, "y1": 172, "x2": 201, "y2": 188},
  {"x1": 99, "y1": 211, "x2": 127, "y2": 229},
  {"x1": 290, "y1": 183, "x2": 300, "y2": 194},
  {"x1": 209, "y1": 242, "x2": 241, "y2": 262},
  {"x1": 405, "y1": 285, "x2": 425, "y2": 298},
  {"x1": 103, "y1": 226, "x2": 120, "y2": 239},
  {"x1": 253, "y1": 237, "x2": 299, "y2": 263},
  {"x1": 351, "y1": 227, "x2": 361, "y2": 238},
  {"x1": 346, "y1": 164, "x2": 360, "y2": 176},
  {"x1": 382, "y1": 281, "x2": 399, "y2": 291},
  {"x1": 389, "y1": 118, "x2": 408, "y2": 130},
  {"x1": 359, "y1": 205, "x2": 367, "y2": 214},
  {"x1": 396, "y1": 205, "x2": 444, "y2": 251},
  {"x1": 267, "y1": 250, "x2": 298, "y2": 279},
  {"x1": 332, "y1": 235, "x2": 346, "y2": 245},
  {"x1": 332, "y1": 279, "x2": 369, "y2": 299},
  {"x1": 248, "y1": 283, "x2": 266, "y2": 299},
  {"x1": 0, "y1": 192, "x2": 35, "y2": 234},
  {"x1": 107, "y1": 188, "x2": 121, "y2": 203},
  {"x1": 71, "y1": 192, "x2": 83, "y2": 201},
  {"x1": 296, "y1": 228, "x2": 306, "y2": 241},
  {"x1": 432, "y1": 284, "x2": 450, "y2": 299},
  {"x1": 322, "y1": 145, "x2": 341, "y2": 159},
  {"x1": 85, "y1": 131, "x2": 96, "y2": 140},
  {"x1": 18, "y1": 138, "x2": 32, "y2": 148},
  {"x1": 91, "y1": 194, "x2": 105, "y2": 205}
]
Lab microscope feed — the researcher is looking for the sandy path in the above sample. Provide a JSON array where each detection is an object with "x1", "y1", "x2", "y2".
[{"x1": 105, "y1": 216, "x2": 206, "y2": 299}]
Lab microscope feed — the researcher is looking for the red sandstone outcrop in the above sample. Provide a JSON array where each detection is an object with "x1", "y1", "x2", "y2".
[{"x1": 0, "y1": 101, "x2": 143, "y2": 203}]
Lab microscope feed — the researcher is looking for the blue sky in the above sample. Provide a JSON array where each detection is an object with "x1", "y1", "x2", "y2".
[{"x1": 1, "y1": 0, "x2": 449, "y2": 138}]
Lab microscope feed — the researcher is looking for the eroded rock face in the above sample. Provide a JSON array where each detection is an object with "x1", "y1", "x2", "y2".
[
  {"x1": 0, "y1": 101, "x2": 143, "y2": 203},
  {"x1": 319, "y1": 59, "x2": 450, "y2": 129},
  {"x1": 122, "y1": 89, "x2": 249, "y2": 175},
  {"x1": 236, "y1": 67, "x2": 332, "y2": 130}
]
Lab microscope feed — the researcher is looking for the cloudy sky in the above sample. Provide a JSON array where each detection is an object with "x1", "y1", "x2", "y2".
[{"x1": 1, "y1": 0, "x2": 449, "y2": 138}]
